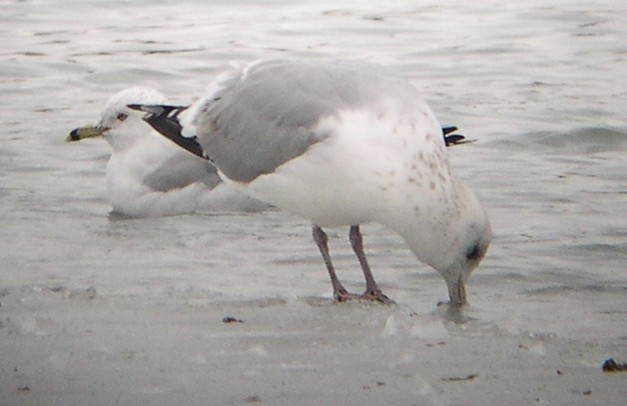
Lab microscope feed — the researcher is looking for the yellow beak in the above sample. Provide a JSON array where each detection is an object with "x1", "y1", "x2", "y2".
[{"x1": 66, "y1": 125, "x2": 108, "y2": 142}]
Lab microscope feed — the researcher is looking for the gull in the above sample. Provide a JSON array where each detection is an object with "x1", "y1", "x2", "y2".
[
  {"x1": 131, "y1": 59, "x2": 491, "y2": 305},
  {"x1": 67, "y1": 87, "x2": 267, "y2": 217}
]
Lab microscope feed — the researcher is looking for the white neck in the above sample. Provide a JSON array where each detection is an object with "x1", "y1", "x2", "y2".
[{"x1": 377, "y1": 175, "x2": 484, "y2": 273}]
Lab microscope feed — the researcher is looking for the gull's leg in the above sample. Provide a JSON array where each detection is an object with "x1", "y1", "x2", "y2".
[
  {"x1": 312, "y1": 226, "x2": 356, "y2": 302},
  {"x1": 349, "y1": 225, "x2": 394, "y2": 304}
]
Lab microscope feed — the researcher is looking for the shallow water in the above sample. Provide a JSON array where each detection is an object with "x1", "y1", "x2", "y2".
[{"x1": 1, "y1": 0, "x2": 626, "y2": 405}]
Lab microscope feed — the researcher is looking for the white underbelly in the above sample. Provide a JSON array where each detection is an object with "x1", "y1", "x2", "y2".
[{"x1": 233, "y1": 144, "x2": 384, "y2": 227}]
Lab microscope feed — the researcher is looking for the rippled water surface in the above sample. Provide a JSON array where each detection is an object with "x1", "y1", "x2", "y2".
[{"x1": 1, "y1": 1, "x2": 626, "y2": 405}]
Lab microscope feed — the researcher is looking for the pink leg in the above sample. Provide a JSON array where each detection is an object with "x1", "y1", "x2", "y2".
[
  {"x1": 349, "y1": 225, "x2": 393, "y2": 304},
  {"x1": 312, "y1": 226, "x2": 357, "y2": 302}
]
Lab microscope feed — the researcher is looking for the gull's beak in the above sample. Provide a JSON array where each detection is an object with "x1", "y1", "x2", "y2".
[
  {"x1": 66, "y1": 125, "x2": 108, "y2": 142},
  {"x1": 446, "y1": 275, "x2": 467, "y2": 307}
]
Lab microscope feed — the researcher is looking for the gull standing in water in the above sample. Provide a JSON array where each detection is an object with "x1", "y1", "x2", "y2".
[
  {"x1": 131, "y1": 60, "x2": 491, "y2": 305},
  {"x1": 68, "y1": 87, "x2": 267, "y2": 217}
]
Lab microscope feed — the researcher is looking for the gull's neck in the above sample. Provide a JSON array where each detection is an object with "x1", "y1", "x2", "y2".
[{"x1": 376, "y1": 174, "x2": 472, "y2": 272}]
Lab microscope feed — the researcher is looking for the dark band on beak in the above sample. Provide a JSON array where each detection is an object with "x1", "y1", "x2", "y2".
[
  {"x1": 68, "y1": 128, "x2": 81, "y2": 141},
  {"x1": 65, "y1": 125, "x2": 108, "y2": 142}
]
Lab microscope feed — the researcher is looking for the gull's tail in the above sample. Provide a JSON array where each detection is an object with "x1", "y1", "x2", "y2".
[{"x1": 127, "y1": 104, "x2": 208, "y2": 159}]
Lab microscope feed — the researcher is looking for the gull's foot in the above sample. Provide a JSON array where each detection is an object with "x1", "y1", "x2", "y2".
[
  {"x1": 334, "y1": 288, "x2": 362, "y2": 303},
  {"x1": 334, "y1": 288, "x2": 395, "y2": 305},
  {"x1": 360, "y1": 289, "x2": 395, "y2": 305}
]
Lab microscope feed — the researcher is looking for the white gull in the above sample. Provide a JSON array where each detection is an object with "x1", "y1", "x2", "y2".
[
  {"x1": 132, "y1": 60, "x2": 492, "y2": 305},
  {"x1": 67, "y1": 87, "x2": 268, "y2": 217}
]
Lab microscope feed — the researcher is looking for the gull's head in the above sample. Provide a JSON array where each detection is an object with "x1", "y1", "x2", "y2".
[
  {"x1": 439, "y1": 224, "x2": 491, "y2": 307},
  {"x1": 435, "y1": 184, "x2": 492, "y2": 307},
  {"x1": 399, "y1": 177, "x2": 491, "y2": 308},
  {"x1": 67, "y1": 87, "x2": 168, "y2": 151}
]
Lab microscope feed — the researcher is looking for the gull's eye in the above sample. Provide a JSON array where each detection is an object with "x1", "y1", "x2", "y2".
[{"x1": 117, "y1": 113, "x2": 128, "y2": 121}]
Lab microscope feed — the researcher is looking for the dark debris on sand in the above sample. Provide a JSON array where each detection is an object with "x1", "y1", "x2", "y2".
[
  {"x1": 222, "y1": 316, "x2": 244, "y2": 324},
  {"x1": 601, "y1": 358, "x2": 627, "y2": 372}
]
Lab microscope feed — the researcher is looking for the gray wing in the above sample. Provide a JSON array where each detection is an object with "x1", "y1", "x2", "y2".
[
  {"x1": 194, "y1": 60, "x2": 421, "y2": 183},
  {"x1": 143, "y1": 151, "x2": 220, "y2": 192}
]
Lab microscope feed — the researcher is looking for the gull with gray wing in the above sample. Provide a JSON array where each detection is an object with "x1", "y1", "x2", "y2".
[
  {"x1": 68, "y1": 87, "x2": 268, "y2": 217},
  {"x1": 132, "y1": 60, "x2": 491, "y2": 306}
]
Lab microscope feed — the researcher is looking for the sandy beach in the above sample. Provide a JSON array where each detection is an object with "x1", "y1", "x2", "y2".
[{"x1": 1, "y1": 0, "x2": 625, "y2": 404}]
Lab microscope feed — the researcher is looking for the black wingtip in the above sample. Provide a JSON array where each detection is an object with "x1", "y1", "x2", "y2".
[
  {"x1": 442, "y1": 126, "x2": 475, "y2": 146},
  {"x1": 129, "y1": 104, "x2": 207, "y2": 159},
  {"x1": 127, "y1": 104, "x2": 143, "y2": 111},
  {"x1": 442, "y1": 126, "x2": 458, "y2": 136},
  {"x1": 445, "y1": 134, "x2": 467, "y2": 146}
]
